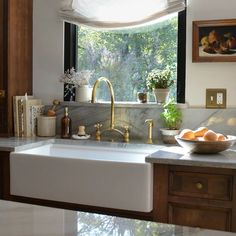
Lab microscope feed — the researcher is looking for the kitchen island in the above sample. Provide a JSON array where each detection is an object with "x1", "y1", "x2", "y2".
[
  {"x1": 0, "y1": 199, "x2": 235, "y2": 236},
  {"x1": 1, "y1": 137, "x2": 236, "y2": 232}
]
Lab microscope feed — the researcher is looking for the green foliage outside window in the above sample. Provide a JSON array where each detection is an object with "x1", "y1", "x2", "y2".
[{"x1": 76, "y1": 16, "x2": 178, "y2": 102}]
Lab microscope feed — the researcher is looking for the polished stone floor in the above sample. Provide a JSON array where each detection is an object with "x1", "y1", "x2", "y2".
[{"x1": 0, "y1": 200, "x2": 235, "y2": 236}]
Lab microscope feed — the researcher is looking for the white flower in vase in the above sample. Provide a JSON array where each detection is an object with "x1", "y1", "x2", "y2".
[{"x1": 60, "y1": 68, "x2": 93, "y2": 102}]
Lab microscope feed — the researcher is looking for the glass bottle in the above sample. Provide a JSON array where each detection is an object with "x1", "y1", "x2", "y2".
[{"x1": 61, "y1": 106, "x2": 72, "y2": 138}]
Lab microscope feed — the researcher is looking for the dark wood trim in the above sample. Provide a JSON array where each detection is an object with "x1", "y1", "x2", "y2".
[
  {"x1": 0, "y1": 151, "x2": 10, "y2": 199},
  {"x1": 0, "y1": 0, "x2": 33, "y2": 136},
  {"x1": 0, "y1": 155, "x2": 3, "y2": 198},
  {"x1": 153, "y1": 164, "x2": 169, "y2": 222},
  {"x1": 10, "y1": 195, "x2": 153, "y2": 221},
  {"x1": 232, "y1": 170, "x2": 236, "y2": 232},
  {"x1": 169, "y1": 165, "x2": 235, "y2": 174},
  {"x1": 2, "y1": 153, "x2": 10, "y2": 199},
  {"x1": 168, "y1": 195, "x2": 233, "y2": 208},
  {"x1": 177, "y1": 8, "x2": 186, "y2": 104},
  {"x1": 64, "y1": 22, "x2": 77, "y2": 71},
  {"x1": 63, "y1": 22, "x2": 77, "y2": 101},
  {"x1": 0, "y1": 0, "x2": 8, "y2": 135}
]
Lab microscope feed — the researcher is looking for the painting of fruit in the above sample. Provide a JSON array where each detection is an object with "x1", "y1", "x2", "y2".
[
  {"x1": 193, "y1": 19, "x2": 236, "y2": 62},
  {"x1": 199, "y1": 28, "x2": 236, "y2": 55}
]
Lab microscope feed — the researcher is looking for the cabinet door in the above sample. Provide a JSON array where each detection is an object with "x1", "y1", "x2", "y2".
[
  {"x1": 0, "y1": 0, "x2": 32, "y2": 136},
  {"x1": 168, "y1": 203, "x2": 231, "y2": 231},
  {"x1": 0, "y1": 0, "x2": 8, "y2": 135},
  {"x1": 169, "y1": 170, "x2": 232, "y2": 201},
  {"x1": 0, "y1": 151, "x2": 10, "y2": 199},
  {"x1": 0, "y1": 155, "x2": 3, "y2": 198}
]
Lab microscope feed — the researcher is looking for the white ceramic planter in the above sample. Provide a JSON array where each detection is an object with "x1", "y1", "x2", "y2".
[
  {"x1": 160, "y1": 128, "x2": 179, "y2": 144},
  {"x1": 75, "y1": 85, "x2": 92, "y2": 102},
  {"x1": 154, "y1": 88, "x2": 169, "y2": 103}
]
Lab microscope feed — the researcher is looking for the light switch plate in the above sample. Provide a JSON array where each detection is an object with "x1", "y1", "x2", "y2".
[{"x1": 206, "y1": 89, "x2": 226, "y2": 109}]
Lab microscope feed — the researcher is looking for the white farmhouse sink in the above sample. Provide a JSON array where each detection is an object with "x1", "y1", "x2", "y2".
[{"x1": 10, "y1": 143, "x2": 154, "y2": 212}]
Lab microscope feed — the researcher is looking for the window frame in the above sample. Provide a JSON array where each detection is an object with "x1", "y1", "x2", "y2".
[{"x1": 64, "y1": 9, "x2": 186, "y2": 103}]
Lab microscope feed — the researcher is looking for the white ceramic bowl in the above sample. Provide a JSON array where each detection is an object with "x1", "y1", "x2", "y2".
[{"x1": 175, "y1": 135, "x2": 236, "y2": 154}]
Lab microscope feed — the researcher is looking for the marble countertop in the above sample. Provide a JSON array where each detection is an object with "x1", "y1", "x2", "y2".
[
  {"x1": 1, "y1": 136, "x2": 236, "y2": 169},
  {"x1": 0, "y1": 136, "x2": 164, "y2": 152},
  {"x1": 0, "y1": 199, "x2": 235, "y2": 236},
  {"x1": 146, "y1": 145, "x2": 236, "y2": 169},
  {"x1": 0, "y1": 137, "x2": 53, "y2": 152}
]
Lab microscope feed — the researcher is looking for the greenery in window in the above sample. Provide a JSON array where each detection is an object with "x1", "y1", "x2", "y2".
[{"x1": 76, "y1": 16, "x2": 178, "y2": 102}]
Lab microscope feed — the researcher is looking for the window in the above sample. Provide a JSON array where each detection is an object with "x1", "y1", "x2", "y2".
[{"x1": 64, "y1": 10, "x2": 186, "y2": 103}]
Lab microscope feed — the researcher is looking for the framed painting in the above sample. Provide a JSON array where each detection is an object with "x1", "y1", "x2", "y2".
[{"x1": 192, "y1": 19, "x2": 236, "y2": 62}]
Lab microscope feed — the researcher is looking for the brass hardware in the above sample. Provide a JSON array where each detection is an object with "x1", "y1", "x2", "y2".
[
  {"x1": 145, "y1": 119, "x2": 153, "y2": 144},
  {"x1": 92, "y1": 77, "x2": 130, "y2": 142},
  {"x1": 92, "y1": 77, "x2": 115, "y2": 129},
  {"x1": 0, "y1": 90, "x2": 5, "y2": 98},
  {"x1": 206, "y1": 88, "x2": 226, "y2": 109},
  {"x1": 123, "y1": 126, "x2": 130, "y2": 143},
  {"x1": 196, "y1": 182, "x2": 203, "y2": 190},
  {"x1": 94, "y1": 123, "x2": 103, "y2": 141}
]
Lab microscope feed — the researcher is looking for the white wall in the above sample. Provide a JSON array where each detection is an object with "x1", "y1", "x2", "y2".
[
  {"x1": 33, "y1": 0, "x2": 236, "y2": 107},
  {"x1": 33, "y1": 0, "x2": 64, "y2": 105},
  {"x1": 186, "y1": 0, "x2": 236, "y2": 107}
]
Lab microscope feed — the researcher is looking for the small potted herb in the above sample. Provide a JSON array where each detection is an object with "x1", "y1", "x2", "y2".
[
  {"x1": 160, "y1": 98, "x2": 182, "y2": 144},
  {"x1": 146, "y1": 68, "x2": 174, "y2": 103}
]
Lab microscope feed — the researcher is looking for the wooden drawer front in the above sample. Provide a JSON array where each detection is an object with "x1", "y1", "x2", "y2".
[
  {"x1": 168, "y1": 203, "x2": 231, "y2": 231},
  {"x1": 169, "y1": 171, "x2": 232, "y2": 200}
]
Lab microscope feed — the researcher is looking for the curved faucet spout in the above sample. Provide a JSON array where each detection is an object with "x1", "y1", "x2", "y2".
[{"x1": 91, "y1": 77, "x2": 115, "y2": 129}]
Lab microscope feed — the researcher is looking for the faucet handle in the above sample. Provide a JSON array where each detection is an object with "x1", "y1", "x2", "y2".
[
  {"x1": 94, "y1": 123, "x2": 102, "y2": 141},
  {"x1": 123, "y1": 125, "x2": 129, "y2": 131},
  {"x1": 94, "y1": 123, "x2": 102, "y2": 130},
  {"x1": 123, "y1": 125, "x2": 130, "y2": 143},
  {"x1": 145, "y1": 119, "x2": 153, "y2": 144},
  {"x1": 145, "y1": 119, "x2": 153, "y2": 127}
]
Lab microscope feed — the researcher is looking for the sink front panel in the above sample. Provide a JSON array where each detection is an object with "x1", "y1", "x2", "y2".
[{"x1": 10, "y1": 144, "x2": 153, "y2": 212}]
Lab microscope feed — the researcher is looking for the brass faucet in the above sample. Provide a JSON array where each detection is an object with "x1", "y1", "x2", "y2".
[
  {"x1": 145, "y1": 119, "x2": 153, "y2": 144},
  {"x1": 91, "y1": 77, "x2": 130, "y2": 142}
]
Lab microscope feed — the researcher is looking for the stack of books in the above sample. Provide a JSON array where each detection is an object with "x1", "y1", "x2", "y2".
[{"x1": 13, "y1": 95, "x2": 45, "y2": 137}]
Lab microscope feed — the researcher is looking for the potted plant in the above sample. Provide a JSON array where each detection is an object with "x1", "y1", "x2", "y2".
[
  {"x1": 60, "y1": 68, "x2": 93, "y2": 102},
  {"x1": 160, "y1": 98, "x2": 182, "y2": 144},
  {"x1": 146, "y1": 68, "x2": 174, "y2": 103}
]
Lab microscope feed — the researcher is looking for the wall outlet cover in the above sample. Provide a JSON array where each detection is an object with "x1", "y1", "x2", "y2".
[{"x1": 206, "y1": 89, "x2": 227, "y2": 109}]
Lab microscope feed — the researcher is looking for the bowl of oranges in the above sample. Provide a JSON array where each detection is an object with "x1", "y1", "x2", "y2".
[{"x1": 175, "y1": 127, "x2": 236, "y2": 154}]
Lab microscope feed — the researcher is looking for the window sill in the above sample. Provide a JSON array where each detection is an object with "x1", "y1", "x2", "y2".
[{"x1": 62, "y1": 101, "x2": 188, "y2": 109}]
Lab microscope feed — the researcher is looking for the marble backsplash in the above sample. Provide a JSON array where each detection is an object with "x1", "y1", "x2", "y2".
[{"x1": 53, "y1": 102, "x2": 236, "y2": 144}]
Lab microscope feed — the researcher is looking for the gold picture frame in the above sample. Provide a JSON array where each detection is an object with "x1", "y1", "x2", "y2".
[{"x1": 192, "y1": 19, "x2": 236, "y2": 62}]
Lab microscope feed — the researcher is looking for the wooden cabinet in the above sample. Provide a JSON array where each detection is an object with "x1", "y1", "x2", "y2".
[
  {"x1": 0, "y1": 155, "x2": 2, "y2": 198},
  {"x1": 169, "y1": 170, "x2": 232, "y2": 200},
  {"x1": 0, "y1": 151, "x2": 10, "y2": 199},
  {"x1": 0, "y1": 0, "x2": 32, "y2": 136},
  {"x1": 153, "y1": 164, "x2": 236, "y2": 232},
  {"x1": 168, "y1": 203, "x2": 231, "y2": 231}
]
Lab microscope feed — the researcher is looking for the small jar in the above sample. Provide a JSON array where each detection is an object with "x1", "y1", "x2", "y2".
[{"x1": 37, "y1": 116, "x2": 56, "y2": 137}]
